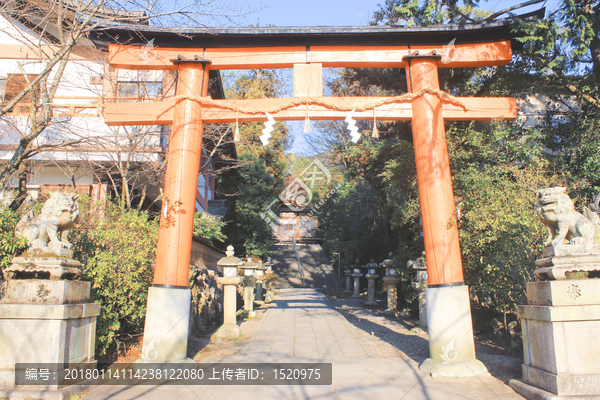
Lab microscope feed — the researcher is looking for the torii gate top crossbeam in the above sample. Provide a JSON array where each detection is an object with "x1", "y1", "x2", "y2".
[{"x1": 99, "y1": 23, "x2": 518, "y2": 125}]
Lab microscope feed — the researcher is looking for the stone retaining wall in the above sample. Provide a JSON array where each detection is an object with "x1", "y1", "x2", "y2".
[{"x1": 190, "y1": 237, "x2": 225, "y2": 274}]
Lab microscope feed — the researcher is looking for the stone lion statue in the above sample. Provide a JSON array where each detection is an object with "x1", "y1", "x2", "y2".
[
  {"x1": 535, "y1": 187, "x2": 599, "y2": 247},
  {"x1": 15, "y1": 192, "x2": 80, "y2": 257}
]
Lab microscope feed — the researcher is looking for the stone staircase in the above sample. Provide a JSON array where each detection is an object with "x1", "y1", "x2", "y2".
[{"x1": 270, "y1": 243, "x2": 339, "y2": 292}]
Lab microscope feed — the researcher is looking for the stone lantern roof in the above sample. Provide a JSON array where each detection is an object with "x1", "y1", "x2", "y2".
[{"x1": 217, "y1": 246, "x2": 244, "y2": 267}]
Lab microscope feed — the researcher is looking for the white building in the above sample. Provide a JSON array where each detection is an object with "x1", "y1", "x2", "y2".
[{"x1": 0, "y1": 3, "x2": 231, "y2": 213}]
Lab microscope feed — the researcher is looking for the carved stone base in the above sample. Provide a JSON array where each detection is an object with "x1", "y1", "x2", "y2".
[
  {"x1": 510, "y1": 378, "x2": 600, "y2": 400},
  {"x1": 0, "y1": 279, "x2": 99, "y2": 391},
  {"x1": 517, "y1": 279, "x2": 600, "y2": 396},
  {"x1": 5, "y1": 257, "x2": 82, "y2": 280},
  {"x1": 535, "y1": 245, "x2": 600, "y2": 280},
  {"x1": 0, "y1": 280, "x2": 90, "y2": 305}
]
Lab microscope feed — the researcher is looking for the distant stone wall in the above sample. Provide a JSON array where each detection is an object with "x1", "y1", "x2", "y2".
[{"x1": 190, "y1": 237, "x2": 225, "y2": 274}]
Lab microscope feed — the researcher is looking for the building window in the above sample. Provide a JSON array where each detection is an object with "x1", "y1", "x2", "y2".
[
  {"x1": 198, "y1": 174, "x2": 206, "y2": 198},
  {"x1": 117, "y1": 70, "x2": 162, "y2": 101}
]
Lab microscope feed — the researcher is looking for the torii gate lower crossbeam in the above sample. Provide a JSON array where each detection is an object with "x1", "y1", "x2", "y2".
[{"x1": 104, "y1": 35, "x2": 516, "y2": 377}]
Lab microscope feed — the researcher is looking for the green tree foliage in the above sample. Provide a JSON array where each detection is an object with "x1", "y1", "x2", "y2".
[
  {"x1": 510, "y1": 1, "x2": 600, "y2": 196},
  {"x1": 317, "y1": 0, "x2": 600, "y2": 322},
  {"x1": 71, "y1": 197, "x2": 158, "y2": 355},
  {"x1": 0, "y1": 208, "x2": 28, "y2": 278},
  {"x1": 447, "y1": 121, "x2": 573, "y2": 312},
  {"x1": 219, "y1": 70, "x2": 291, "y2": 256},
  {"x1": 218, "y1": 153, "x2": 276, "y2": 257},
  {"x1": 371, "y1": 0, "x2": 488, "y2": 26},
  {"x1": 193, "y1": 212, "x2": 226, "y2": 244},
  {"x1": 225, "y1": 70, "x2": 290, "y2": 192}
]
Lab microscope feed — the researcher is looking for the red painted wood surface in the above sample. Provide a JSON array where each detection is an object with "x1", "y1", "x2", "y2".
[
  {"x1": 103, "y1": 96, "x2": 517, "y2": 125},
  {"x1": 107, "y1": 41, "x2": 512, "y2": 70},
  {"x1": 153, "y1": 62, "x2": 208, "y2": 287},
  {"x1": 407, "y1": 58, "x2": 464, "y2": 286}
]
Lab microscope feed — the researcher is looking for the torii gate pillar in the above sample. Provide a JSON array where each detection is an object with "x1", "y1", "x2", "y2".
[
  {"x1": 141, "y1": 59, "x2": 210, "y2": 363},
  {"x1": 406, "y1": 57, "x2": 488, "y2": 377}
]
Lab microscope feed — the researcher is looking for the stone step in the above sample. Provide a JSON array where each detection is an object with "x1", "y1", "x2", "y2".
[{"x1": 270, "y1": 244, "x2": 339, "y2": 291}]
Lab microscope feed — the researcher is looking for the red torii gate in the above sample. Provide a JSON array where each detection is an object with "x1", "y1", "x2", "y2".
[{"x1": 100, "y1": 24, "x2": 517, "y2": 375}]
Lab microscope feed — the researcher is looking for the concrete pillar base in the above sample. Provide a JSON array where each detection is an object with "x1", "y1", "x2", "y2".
[
  {"x1": 213, "y1": 324, "x2": 241, "y2": 339},
  {"x1": 421, "y1": 285, "x2": 488, "y2": 378},
  {"x1": 141, "y1": 286, "x2": 191, "y2": 362},
  {"x1": 420, "y1": 358, "x2": 490, "y2": 379}
]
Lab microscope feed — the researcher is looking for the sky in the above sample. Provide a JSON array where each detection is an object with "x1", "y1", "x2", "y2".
[
  {"x1": 222, "y1": 0, "x2": 382, "y2": 27},
  {"x1": 222, "y1": 0, "x2": 556, "y2": 28},
  {"x1": 216, "y1": 0, "x2": 558, "y2": 155}
]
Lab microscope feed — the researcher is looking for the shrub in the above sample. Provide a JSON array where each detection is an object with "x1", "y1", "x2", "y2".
[
  {"x1": 0, "y1": 208, "x2": 28, "y2": 278},
  {"x1": 71, "y1": 197, "x2": 158, "y2": 356}
]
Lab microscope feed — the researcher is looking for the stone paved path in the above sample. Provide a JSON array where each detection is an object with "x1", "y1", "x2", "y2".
[{"x1": 83, "y1": 289, "x2": 524, "y2": 400}]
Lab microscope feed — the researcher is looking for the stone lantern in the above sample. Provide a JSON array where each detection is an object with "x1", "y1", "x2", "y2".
[
  {"x1": 364, "y1": 260, "x2": 381, "y2": 306},
  {"x1": 254, "y1": 262, "x2": 267, "y2": 303},
  {"x1": 407, "y1": 251, "x2": 428, "y2": 328},
  {"x1": 350, "y1": 259, "x2": 363, "y2": 298},
  {"x1": 381, "y1": 253, "x2": 400, "y2": 316},
  {"x1": 343, "y1": 267, "x2": 353, "y2": 294},
  {"x1": 241, "y1": 256, "x2": 259, "y2": 318},
  {"x1": 264, "y1": 257, "x2": 274, "y2": 274},
  {"x1": 215, "y1": 245, "x2": 243, "y2": 338}
]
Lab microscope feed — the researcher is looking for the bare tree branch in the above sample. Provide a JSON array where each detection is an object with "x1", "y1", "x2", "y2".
[{"x1": 482, "y1": 0, "x2": 545, "y2": 22}]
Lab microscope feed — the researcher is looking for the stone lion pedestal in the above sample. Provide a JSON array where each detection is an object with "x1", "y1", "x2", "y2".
[
  {"x1": 509, "y1": 188, "x2": 600, "y2": 398},
  {"x1": 0, "y1": 192, "x2": 101, "y2": 398},
  {"x1": 0, "y1": 277, "x2": 101, "y2": 397},
  {"x1": 509, "y1": 245, "x2": 600, "y2": 399}
]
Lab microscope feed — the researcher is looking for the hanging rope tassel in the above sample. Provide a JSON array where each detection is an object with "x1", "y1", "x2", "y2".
[
  {"x1": 372, "y1": 111, "x2": 379, "y2": 139},
  {"x1": 304, "y1": 104, "x2": 311, "y2": 133},
  {"x1": 233, "y1": 112, "x2": 241, "y2": 144}
]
